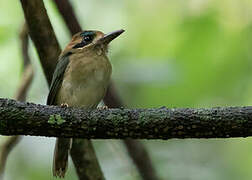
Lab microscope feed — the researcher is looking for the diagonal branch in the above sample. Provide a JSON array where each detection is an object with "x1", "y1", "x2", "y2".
[
  {"x1": 20, "y1": 0, "x2": 60, "y2": 83},
  {"x1": 54, "y1": 0, "x2": 82, "y2": 34},
  {"x1": 70, "y1": 139, "x2": 105, "y2": 180},
  {"x1": 123, "y1": 139, "x2": 159, "y2": 180},
  {"x1": 0, "y1": 136, "x2": 21, "y2": 180},
  {"x1": 1, "y1": 98, "x2": 252, "y2": 139},
  {"x1": 53, "y1": 1, "x2": 159, "y2": 179}
]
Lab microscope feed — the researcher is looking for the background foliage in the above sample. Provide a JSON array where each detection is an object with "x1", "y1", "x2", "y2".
[{"x1": 1, "y1": 0, "x2": 252, "y2": 179}]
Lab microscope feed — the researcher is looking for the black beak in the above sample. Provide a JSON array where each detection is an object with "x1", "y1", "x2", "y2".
[{"x1": 97, "y1": 29, "x2": 125, "y2": 45}]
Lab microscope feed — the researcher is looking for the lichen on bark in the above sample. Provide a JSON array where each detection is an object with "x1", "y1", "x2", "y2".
[{"x1": 1, "y1": 98, "x2": 252, "y2": 139}]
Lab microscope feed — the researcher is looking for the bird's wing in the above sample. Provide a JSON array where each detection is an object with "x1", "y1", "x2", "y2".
[{"x1": 47, "y1": 54, "x2": 71, "y2": 105}]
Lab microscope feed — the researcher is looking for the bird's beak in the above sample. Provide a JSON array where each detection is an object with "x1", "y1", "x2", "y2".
[{"x1": 97, "y1": 29, "x2": 125, "y2": 45}]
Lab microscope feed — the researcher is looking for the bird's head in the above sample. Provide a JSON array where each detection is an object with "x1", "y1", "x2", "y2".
[{"x1": 61, "y1": 29, "x2": 124, "y2": 57}]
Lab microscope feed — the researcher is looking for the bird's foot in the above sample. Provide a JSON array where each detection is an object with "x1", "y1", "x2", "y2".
[
  {"x1": 60, "y1": 103, "x2": 69, "y2": 108},
  {"x1": 97, "y1": 106, "x2": 108, "y2": 110}
]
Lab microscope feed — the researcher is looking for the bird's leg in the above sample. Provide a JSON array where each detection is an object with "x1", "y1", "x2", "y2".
[
  {"x1": 60, "y1": 103, "x2": 69, "y2": 108},
  {"x1": 97, "y1": 106, "x2": 108, "y2": 110}
]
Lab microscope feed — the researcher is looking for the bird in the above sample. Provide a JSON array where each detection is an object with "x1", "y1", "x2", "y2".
[{"x1": 46, "y1": 29, "x2": 124, "y2": 178}]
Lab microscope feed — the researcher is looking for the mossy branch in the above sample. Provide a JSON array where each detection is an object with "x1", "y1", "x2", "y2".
[{"x1": 1, "y1": 98, "x2": 252, "y2": 139}]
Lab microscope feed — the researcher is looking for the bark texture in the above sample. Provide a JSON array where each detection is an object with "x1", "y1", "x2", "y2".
[{"x1": 1, "y1": 98, "x2": 252, "y2": 139}]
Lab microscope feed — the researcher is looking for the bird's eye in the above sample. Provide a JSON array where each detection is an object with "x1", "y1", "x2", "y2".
[
  {"x1": 83, "y1": 35, "x2": 92, "y2": 42},
  {"x1": 72, "y1": 33, "x2": 94, "y2": 49}
]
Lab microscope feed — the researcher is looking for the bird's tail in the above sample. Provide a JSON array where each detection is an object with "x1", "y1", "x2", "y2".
[{"x1": 53, "y1": 138, "x2": 72, "y2": 178}]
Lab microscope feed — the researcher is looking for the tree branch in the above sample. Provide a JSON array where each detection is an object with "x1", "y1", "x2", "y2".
[
  {"x1": 1, "y1": 98, "x2": 252, "y2": 139},
  {"x1": 20, "y1": 0, "x2": 60, "y2": 83},
  {"x1": 0, "y1": 136, "x2": 21, "y2": 179},
  {"x1": 54, "y1": 0, "x2": 82, "y2": 35},
  {"x1": 70, "y1": 139, "x2": 105, "y2": 180},
  {"x1": 123, "y1": 140, "x2": 159, "y2": 180}
]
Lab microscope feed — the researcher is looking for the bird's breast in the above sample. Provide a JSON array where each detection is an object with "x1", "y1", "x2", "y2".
[{"x1": 56, "y1": 54, "x2": 112, "y2": 108}]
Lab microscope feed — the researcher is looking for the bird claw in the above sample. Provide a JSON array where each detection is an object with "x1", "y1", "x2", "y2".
[
  {"x1": 60, "y1": 103, "x2": 69, "y2": 108},
  {"x1": 97, "y1": 106, "x2": 108, "y2": 110}
]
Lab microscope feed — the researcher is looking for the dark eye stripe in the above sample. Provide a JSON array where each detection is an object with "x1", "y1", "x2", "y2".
[
  {"x1": 73, "y1": 41, "x2": 87, "y2": 49},
  {"x1": 73, "y1": 31, "x2": 95, "y2": 49}
]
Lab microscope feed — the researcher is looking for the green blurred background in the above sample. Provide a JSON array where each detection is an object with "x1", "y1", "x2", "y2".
[{"x1": 1, "y1": 0, "x2": 252, "y2": 179}]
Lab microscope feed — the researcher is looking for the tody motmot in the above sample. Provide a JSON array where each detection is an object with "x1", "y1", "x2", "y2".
[{"x1": 46, "y1": 29, "x2": 124, "y2": 177}]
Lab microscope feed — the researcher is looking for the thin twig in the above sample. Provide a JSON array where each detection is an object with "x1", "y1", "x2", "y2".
[
  {"x1": 0, "y1": 23, "x2": 34, "y2": 179},
  {"x1": 124, "y1": 140, "x2": 159, "y2": 180},
  {"x1": 14, "y1": 64, "x2": 33, "y2": 102},
  {"x1": 0, "y1": 136, "x2": 21, "y2": 180}
]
